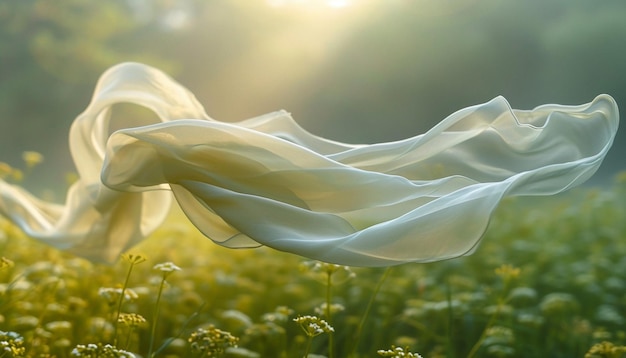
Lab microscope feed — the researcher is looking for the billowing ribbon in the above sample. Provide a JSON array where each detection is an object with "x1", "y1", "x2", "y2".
[{"x1": 0, "y1": 63, "x2": 619, "y2": 266}]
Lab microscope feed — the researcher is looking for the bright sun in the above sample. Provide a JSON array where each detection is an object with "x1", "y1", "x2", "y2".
[{"x1": 267, "y1": 0, "x2": 353, "y2": 9}]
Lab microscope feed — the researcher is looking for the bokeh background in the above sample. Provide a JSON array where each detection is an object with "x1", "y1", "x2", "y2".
[{"x1": 1, "y1": 0, "x2": 625, "y2": 195}]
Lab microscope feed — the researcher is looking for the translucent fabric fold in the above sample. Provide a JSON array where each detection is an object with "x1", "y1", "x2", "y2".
[{"x1": 0, "y1": 62, "x2": 619, "y2": 266}]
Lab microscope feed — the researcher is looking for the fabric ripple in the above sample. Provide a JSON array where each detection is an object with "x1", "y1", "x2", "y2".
[{"x1": 0, "y1": 62, "x2": 619, "y2": 266}]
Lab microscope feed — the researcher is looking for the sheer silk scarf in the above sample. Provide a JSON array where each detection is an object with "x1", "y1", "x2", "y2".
[{"x1": 0, "y1": 63, "x2": 619, "y2": 266}]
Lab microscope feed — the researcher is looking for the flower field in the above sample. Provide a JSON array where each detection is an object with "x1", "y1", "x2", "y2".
[{"x1": 2, "y1": 178, "x2": 626, "y2": 357}]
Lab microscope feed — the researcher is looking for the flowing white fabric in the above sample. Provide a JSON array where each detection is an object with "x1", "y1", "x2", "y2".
[{"x1": 0, "y1": 62, "x2": 619, "y2": 266}]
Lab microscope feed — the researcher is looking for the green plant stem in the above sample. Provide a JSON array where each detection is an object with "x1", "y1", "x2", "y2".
[
  {"x1": 467, "y1": 275, "x2": 516, "y2": 358},
  {"x1": 124, "y1": 327, "x2": 134, "y2": 350},
  {"x1": 148, "y1": 275, "x2": 167, "y2": 358},
  {"x1": 114, "y1": 262, "x2": 136, "y2": 344},
  {"x1": 466, "y1": 298, "x2": 503, "y2": 358},
  {"x1": 153, "y1": 302, "x2": 207, "y2": 357},
  {"x1": 445, "y1": 279, "x2": 456, "y2": 358},
  {"x1": 350, "y1": 267, "x2": 392, "y2": 357},
  {"x1": 326, "y1": 270, "x2": 334, "y2": 358},
  {"x1": 304, "y1": 336, "x2": 313, "y2": 358}
]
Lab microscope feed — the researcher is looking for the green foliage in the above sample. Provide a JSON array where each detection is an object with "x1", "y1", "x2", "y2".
[
  {"x1": 0, "y1": 1, "x2": 173, "y2": 192},
  {"x1": 1, "y1": 179, "x2": 626, "y2": 357}
]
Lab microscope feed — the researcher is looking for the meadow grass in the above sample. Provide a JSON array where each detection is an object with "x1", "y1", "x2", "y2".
[{"x1": 1, "y1": 178, "x2": 626, "y2": 357}]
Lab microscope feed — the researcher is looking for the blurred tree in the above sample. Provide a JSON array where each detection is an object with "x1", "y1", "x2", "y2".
[
  {"x1": 2, "y1": 0, "x2": 138, "y2": 82},
  {"x1": 0, "y1": 0, "x2": 170, "y2": 192}
]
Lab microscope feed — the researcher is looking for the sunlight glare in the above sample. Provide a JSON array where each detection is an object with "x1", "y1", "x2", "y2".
[
  {"x1": 267, "y1": 0, "x2": 354, "y2": 9},
  {"x1": 327, "y1": 0, "x2": 351, "y2": 8}
]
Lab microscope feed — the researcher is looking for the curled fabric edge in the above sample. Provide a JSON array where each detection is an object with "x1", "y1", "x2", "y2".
[{"x1": 0, "y1": 62, "x2": 620, "y2": 266}]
